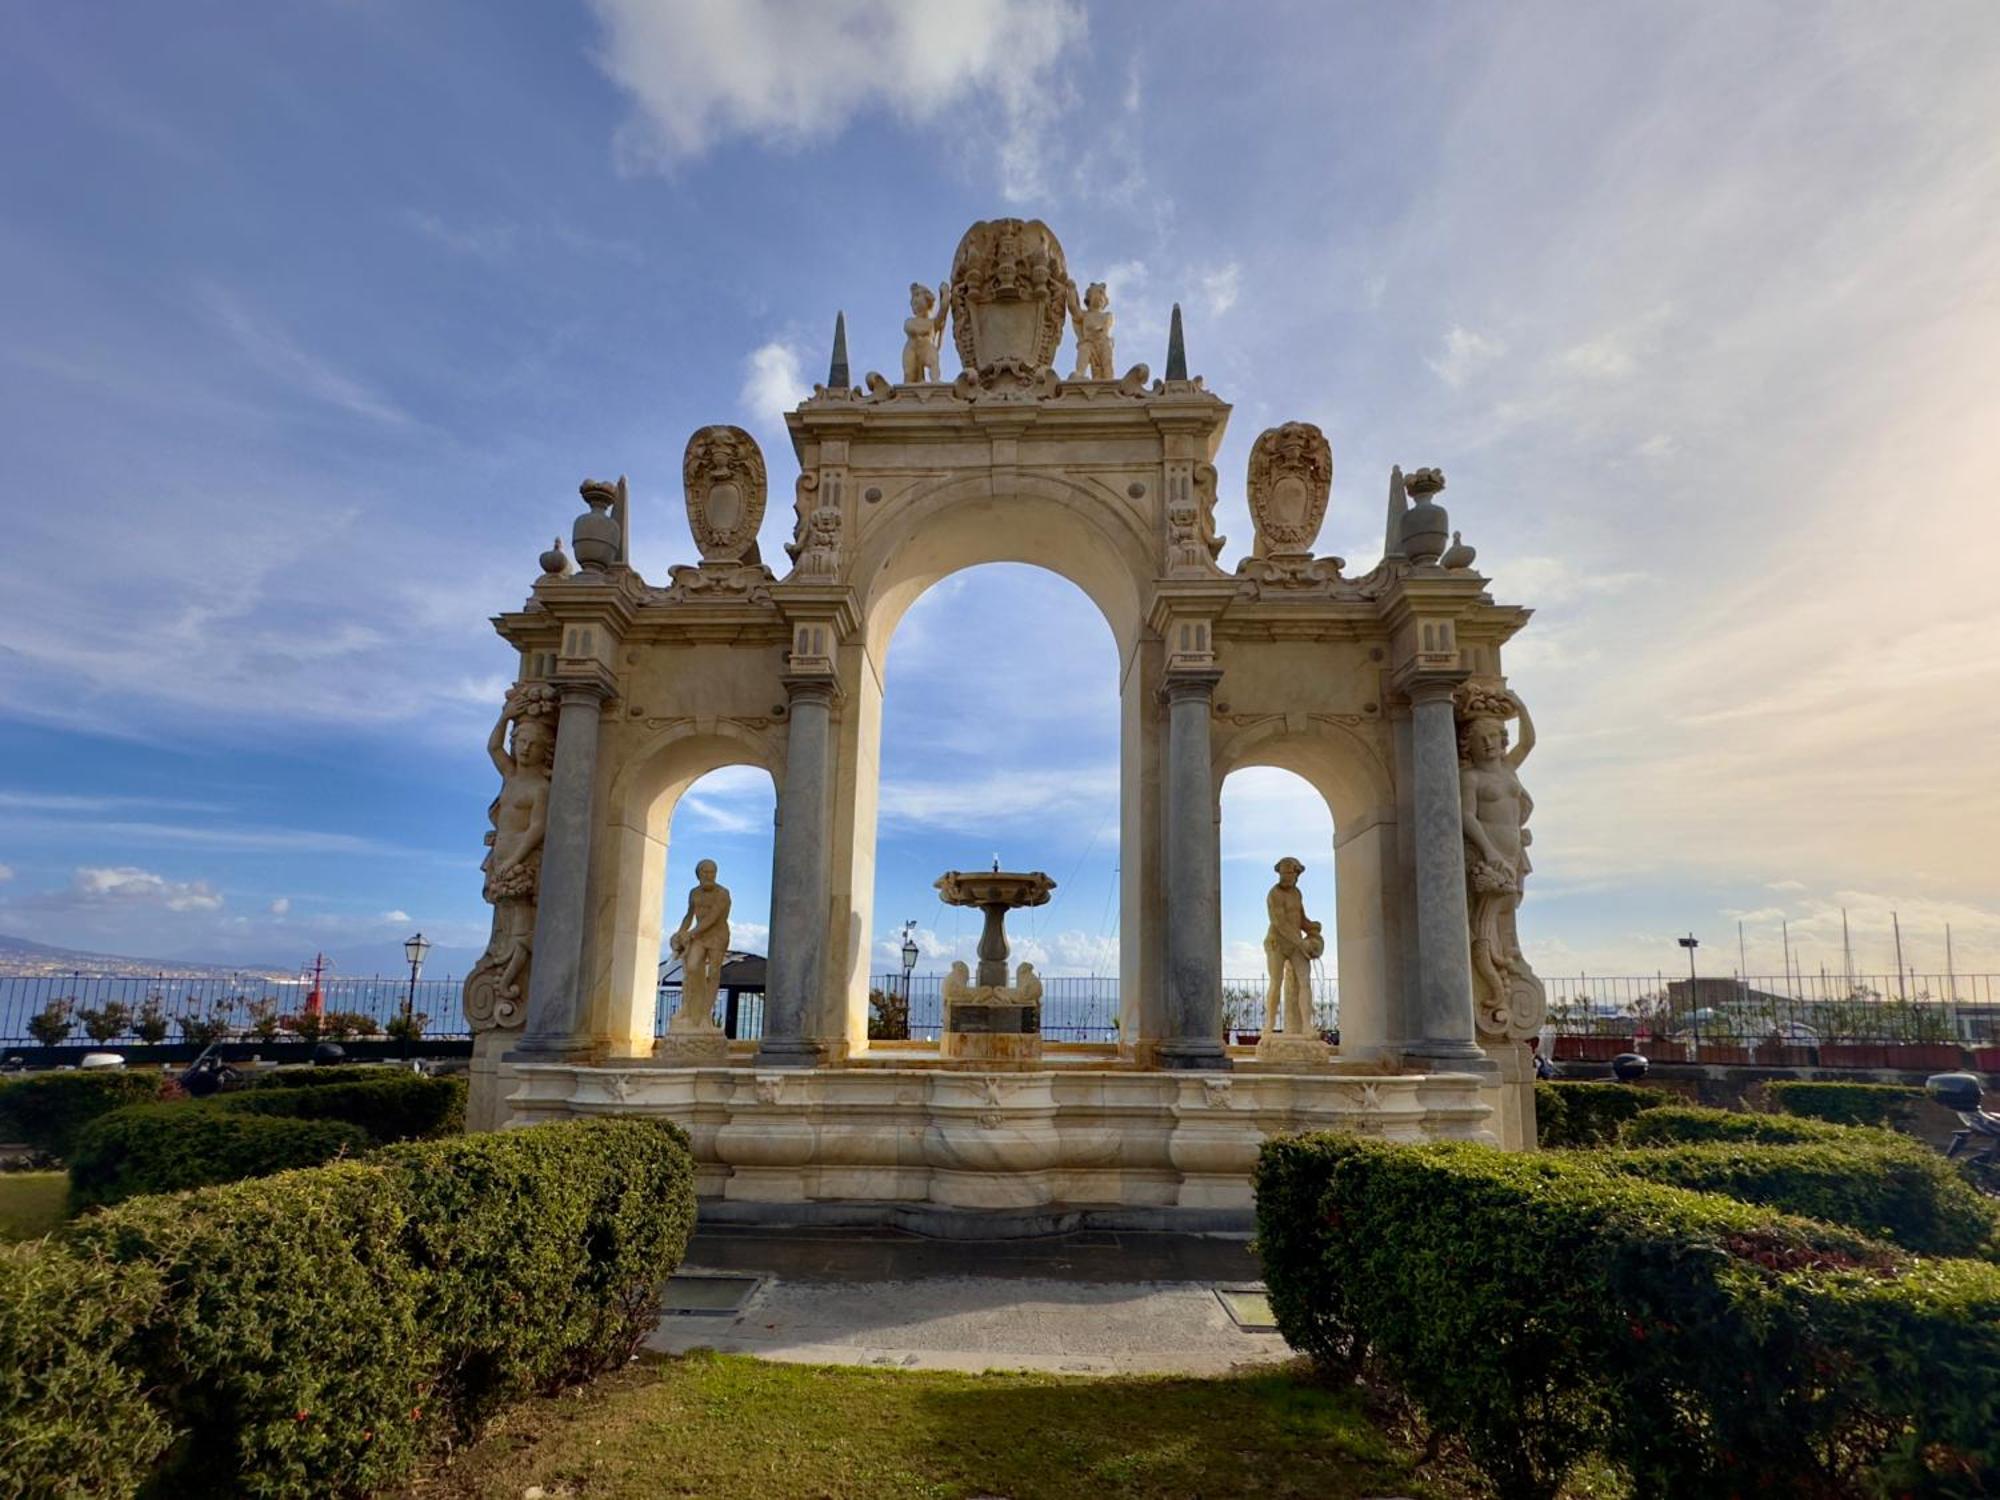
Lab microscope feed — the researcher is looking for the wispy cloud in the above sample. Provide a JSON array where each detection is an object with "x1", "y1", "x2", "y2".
[{"x1": 200, "y1": 284, "x2": 410, "y2": 427}]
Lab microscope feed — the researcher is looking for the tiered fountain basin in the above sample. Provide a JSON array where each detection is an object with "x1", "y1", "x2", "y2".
[
  {"x1": 933, "y1": 868, "x2": 1056, "y2": 1064},
  {"x1": 502, "y1": 1059, "x2": 1494, "y2": 1228}
]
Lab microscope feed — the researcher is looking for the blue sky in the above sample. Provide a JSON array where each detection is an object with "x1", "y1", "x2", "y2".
[{"x1": 2, "y1": 2, "x2": 1997, "y2": 986}]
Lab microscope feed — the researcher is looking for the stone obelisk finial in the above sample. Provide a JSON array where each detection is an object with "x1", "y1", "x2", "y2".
[
  {"x1": 1165, "y1": 302, "x2": 1188, "y2": 382},
  {"x1": 828, "y1": 311, "x2": 850, "y2": 390}
]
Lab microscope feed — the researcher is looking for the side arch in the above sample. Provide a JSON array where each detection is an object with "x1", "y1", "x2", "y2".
[
  {"x1": 1213, "y1": 721, "x2": 1405, "y2": 1060},
  {"x1": 589, "y1": 719, "x2": 784, "y2": 1056}
]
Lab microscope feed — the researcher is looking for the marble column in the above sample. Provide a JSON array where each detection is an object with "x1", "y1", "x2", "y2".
[
  {"x1": 515, "y1": 682, "x2": 608, "y2": 1058},
  {"x1": 1159, "y1": 669, "x2": 1230, "y2": 1070},
  {"x1": 758, "y1": 677, "x2": 838, "y2": 1067},
  {"x1": 1404, "y1": 678, "x2": 1491, "y2": 1073}
]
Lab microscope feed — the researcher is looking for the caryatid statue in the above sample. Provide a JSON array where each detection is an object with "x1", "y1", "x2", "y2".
[
  {"x1": 463, "y1": 681, "x2": 560, "y2": 1030},
  {"x1": 1065, "y1": 280, "x2": 1115, "y2": 380},
  {"x1": 668, "y1": 859, "x2": 731, "y2": 1029},
  {"x1": 902, "y1": 281, "x2": 951, "y2": 383},
  {"x1": 1457, "y1": 685, "x2": 1548, "y2": 1040},
  {"x1": 1263, "y1": 857, "x2": 1324, "y2": 1037}
]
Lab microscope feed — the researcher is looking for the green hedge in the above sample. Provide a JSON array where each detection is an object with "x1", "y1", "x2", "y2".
[
  {"x1": 240, "y1": 1064, "x2": 426, "y2": 1090},
  {"x1": 67, "y1": 1104, "x2": 370, "y2": 1212},
  {"x1": 217, "y1": 1074, "x2": 465, "y2": 1143},
  {"x1": 0, "y1": 1071, "x2": 162, "y2": 1159},
  {"x1": 1603, "y1": 1140, "x2": 2000, "y2": 1259},
  {"x1": 1255, "y1": 1134, "x2": 1998, "y2": 1498},
  {"x1": 0, "y1": 1243, "x2": 173, "y2": 1498},
  {"x1": 1534, "y1": 1080, "x2": 1674, "y2": 1147},
  {"x1": 7, "y1": 1119, "x2": 694, "y2": 1498},
  {"x1": 1767, "y1": 1080, "x2": 1924, "y2": 1128},
  {"x1": 1621, "y1": 1104, "x2": 1916, "y2": 1150}
]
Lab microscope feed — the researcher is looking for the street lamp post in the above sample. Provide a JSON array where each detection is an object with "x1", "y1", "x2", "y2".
[
  {"x1": 900, "y1": 920, "x2": 920, "y2": 1042},
  {"x1": 1677, "y1": 933, "x2": 1699, "y2": 1047},
  {"x1": 401, "y1": 931, "x2": 430, "y2": 1061}
]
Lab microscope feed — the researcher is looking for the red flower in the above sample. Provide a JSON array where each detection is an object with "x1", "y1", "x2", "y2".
[{"x1": 294, "y1": 1411, "x2": 310, "y2": 1423}]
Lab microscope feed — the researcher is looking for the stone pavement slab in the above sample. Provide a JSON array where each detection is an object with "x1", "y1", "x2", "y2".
[{"x1": 646, "y1": 1227, "x2": 1294, "y2": 1377}]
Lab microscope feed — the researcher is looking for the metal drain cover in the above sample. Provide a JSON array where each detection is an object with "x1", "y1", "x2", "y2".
[
  {"x1": 1214, "y1": 1284, "x2": 1277, "y2": 1331},
  {"x1": 661, "y1": 1273, "x2": 762, "y2": 1316}
]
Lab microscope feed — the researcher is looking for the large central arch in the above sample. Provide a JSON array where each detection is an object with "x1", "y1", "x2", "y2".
[{"x1": 830, "y1": 470, "x2": 1157, "y2": 1054}]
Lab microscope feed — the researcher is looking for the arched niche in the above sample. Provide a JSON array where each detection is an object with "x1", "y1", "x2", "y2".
[
  {"x1": 588, "y1": 719, "x2": 782, "y2": 1056},
  {"x1": 1213, "y1": 719, "x2": 1405, "y2": 1060}
]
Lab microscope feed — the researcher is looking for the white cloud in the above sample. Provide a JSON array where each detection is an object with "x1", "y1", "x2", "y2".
[
  {"x1": 268, "y1": 896, "x2": 290, "y2": 916},
  {"x1": 1427, "y1": 325, "x2": 1504, "y2": 388},
  {"x1": 1767, "y1": 880, "x2": 1807, "y2": 893},
  {"x1": 741, "y1": 341, "x2": 807, "y2": 421},
  {"x1": 0, "y1": 863, "x2": 13, "y2": 882},
  {"x1": 68, "y1": 865, "x2": 223, "y2": 912},
  {"x1": 406, "y1": 211, "x2": 518, "y2": 262},
  {"x1": 1199, "y1": 262, "x2": 1241, "y2": 317},
  {"x1": 381, "y1": 909, "x2": 411, "y2": 924},
  {"x1": 879, "y1": 767, "x2": 1118, "y2": 829},
  {"x1": 588, "y1": 0, "x2": 1085, "y2": 199}
]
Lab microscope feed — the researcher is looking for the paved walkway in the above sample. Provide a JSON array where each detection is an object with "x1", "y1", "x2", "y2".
[{"x1": 646, "y1": 1226, "x2": 1293, "y2": 1377}]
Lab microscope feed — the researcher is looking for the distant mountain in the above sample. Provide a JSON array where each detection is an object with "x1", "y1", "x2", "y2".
[{"x1": 0, "y1": 933, "x2": 294, "y2": 980}]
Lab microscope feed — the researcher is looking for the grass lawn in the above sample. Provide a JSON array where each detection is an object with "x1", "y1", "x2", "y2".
[
  {"x1": 0, "y1": 1171, "x2": 67, "y2": 1242},
  {"x1": 395, "y1": 1349, "x2": 1458, "y2": 1500}
]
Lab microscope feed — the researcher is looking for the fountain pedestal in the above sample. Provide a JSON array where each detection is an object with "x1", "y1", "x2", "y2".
[{"x1": 934, "y1": 870, "x2": 1055, "y2": 1063}]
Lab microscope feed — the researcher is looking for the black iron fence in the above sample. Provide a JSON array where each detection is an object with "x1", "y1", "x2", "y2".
[
  {"x1": 20, "y1": 966, "x2": 1986, "y2": 1057},
  {"x1": 1546, "y1": 972, "x2": 2000, "y2": 1059},
  {"x1": 0, "y1": 972, "x2": 469, "y2": 1048},
  {"x1": 860, "y1": 973, "x2": 1341, "y2": 1043}
]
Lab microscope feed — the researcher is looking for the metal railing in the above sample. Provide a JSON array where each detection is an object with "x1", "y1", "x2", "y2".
[
  {"x1": 1545, "y1": 973, "x2": 2000, "y2": 1053},
  {"x1": 19, "y1": 966, "x2": 1984, "y2": 1057},
  {"x1": 861, "y1": 973, "x2": 1341, "y2": 1043},
  {"x1": 0, "y1": 972, "x2": 469, "y2": 1047}
]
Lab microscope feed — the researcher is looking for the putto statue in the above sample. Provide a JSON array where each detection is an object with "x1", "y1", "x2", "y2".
[
  {"x1": 1457, "y1": 684, "x2": 1547, "y2": 1040},
  {"x1": 667, "y1": 859, "x2": 731, "y2": 1030},
  {"x1": 1066, "y1": 280, "x2": 1115, "y2": 380},
  {"x1": 463, "y1": 681, "x2": 560, "y2": 1030},
  {"x1": 902, "y1": 281, "x2": 951, "y2": 383}
]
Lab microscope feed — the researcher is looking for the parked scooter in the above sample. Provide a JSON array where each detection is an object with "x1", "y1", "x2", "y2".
[{"x1": 1927, "y1": 1073, "x2": 2000, "y2": 1187}]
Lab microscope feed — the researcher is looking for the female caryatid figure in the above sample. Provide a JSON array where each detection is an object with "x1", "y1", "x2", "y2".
[
  {"x1": 464, "y1": 682, "x2": 558, "y2": 1025},
  {"x1": 1066, "y1": 281, "x2": 1115, "y2": 380},
  {"x1": 1458, "y1": 685, "x2": 1546, "y2": 1039},
  {"x1": 902, "y1": 281, "x2": 950, "y2": 383}
]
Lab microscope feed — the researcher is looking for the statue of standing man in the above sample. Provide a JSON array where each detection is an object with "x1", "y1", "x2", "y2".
[
  {"x1": 1262, "y1": 856, "x2": 1324, "y2": 1038},
  {"x1": 668, "y1": 859, "x2": 731, "y2": 1030}
]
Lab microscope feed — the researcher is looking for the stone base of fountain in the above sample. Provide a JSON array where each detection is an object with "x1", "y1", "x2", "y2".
[{"x1": 940, "y1": 982, "x2": 1043, "y2": 1063}]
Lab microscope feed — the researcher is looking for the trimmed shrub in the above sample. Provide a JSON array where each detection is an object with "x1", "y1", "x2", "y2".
[
  {"x1": 0, "y1": 1242, "x2": 173, "y2": 1499},
  {"x1": 1604, "y1": 1140, "x2": 2000, "y2": 1259},
  {"x1": 1534, "y1": 1079, "x2": 1674, "y2": 1147},
  {"x1": 68, "y1": 1160, "x2": 432, "y2": 1496},
  {"x1": 218, "y1": 1073, "x2": 465, "y2": 1143},
  {"x1": 1622, "y1": 1104, "x2": 1916, "y2": 1151},
  {"x1": 0, "y1": 1070, "x2": 162, "y2": 1158},
  {"x1": 31, "y1": 1118, "x2": 695, "y2": 1498},
  {"x1": 240, "y1": 1064, "x2": 419, "y2": 1089},
  {"x1": 377, "y1": 1119, "x2": 698, "y2": 1421},
  {"x1": 1767, "y1": 1080, "x2": 1924, "y2": 1129},
  {"x1": 1255, "y1": 1133, "x2": 1997, "y2": 1498},
  {"x1": 68, "y1": 1103, "x2": 369, "y2": 1211}
]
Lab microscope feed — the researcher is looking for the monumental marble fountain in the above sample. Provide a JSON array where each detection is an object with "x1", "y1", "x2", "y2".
[{"x1": 461, "y1": 219, "x2": 1548, "y2": 1225}]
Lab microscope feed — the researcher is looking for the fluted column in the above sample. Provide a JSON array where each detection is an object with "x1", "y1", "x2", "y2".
[
  {"x1": 1159, "y1": 668, "x2": 1229, "y2": 1070},
  {"x1": 515, "y1": 681, "x2": 609, "y2": 1058},
  {"x1": 1404, "y1": 678, "x2": 1489, "y2": 1072},
  {"x1": 758, "y1": 677, "x2": 839, "y2": 1067}
]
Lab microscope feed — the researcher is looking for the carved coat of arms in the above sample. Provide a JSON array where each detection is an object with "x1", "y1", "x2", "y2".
[
  {"x1": 682, "y1": 426, "x2": 767, "y2": 564},
  {"x1": 1246, "y1": 422, "x2": 1333, "y2": 558}
]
